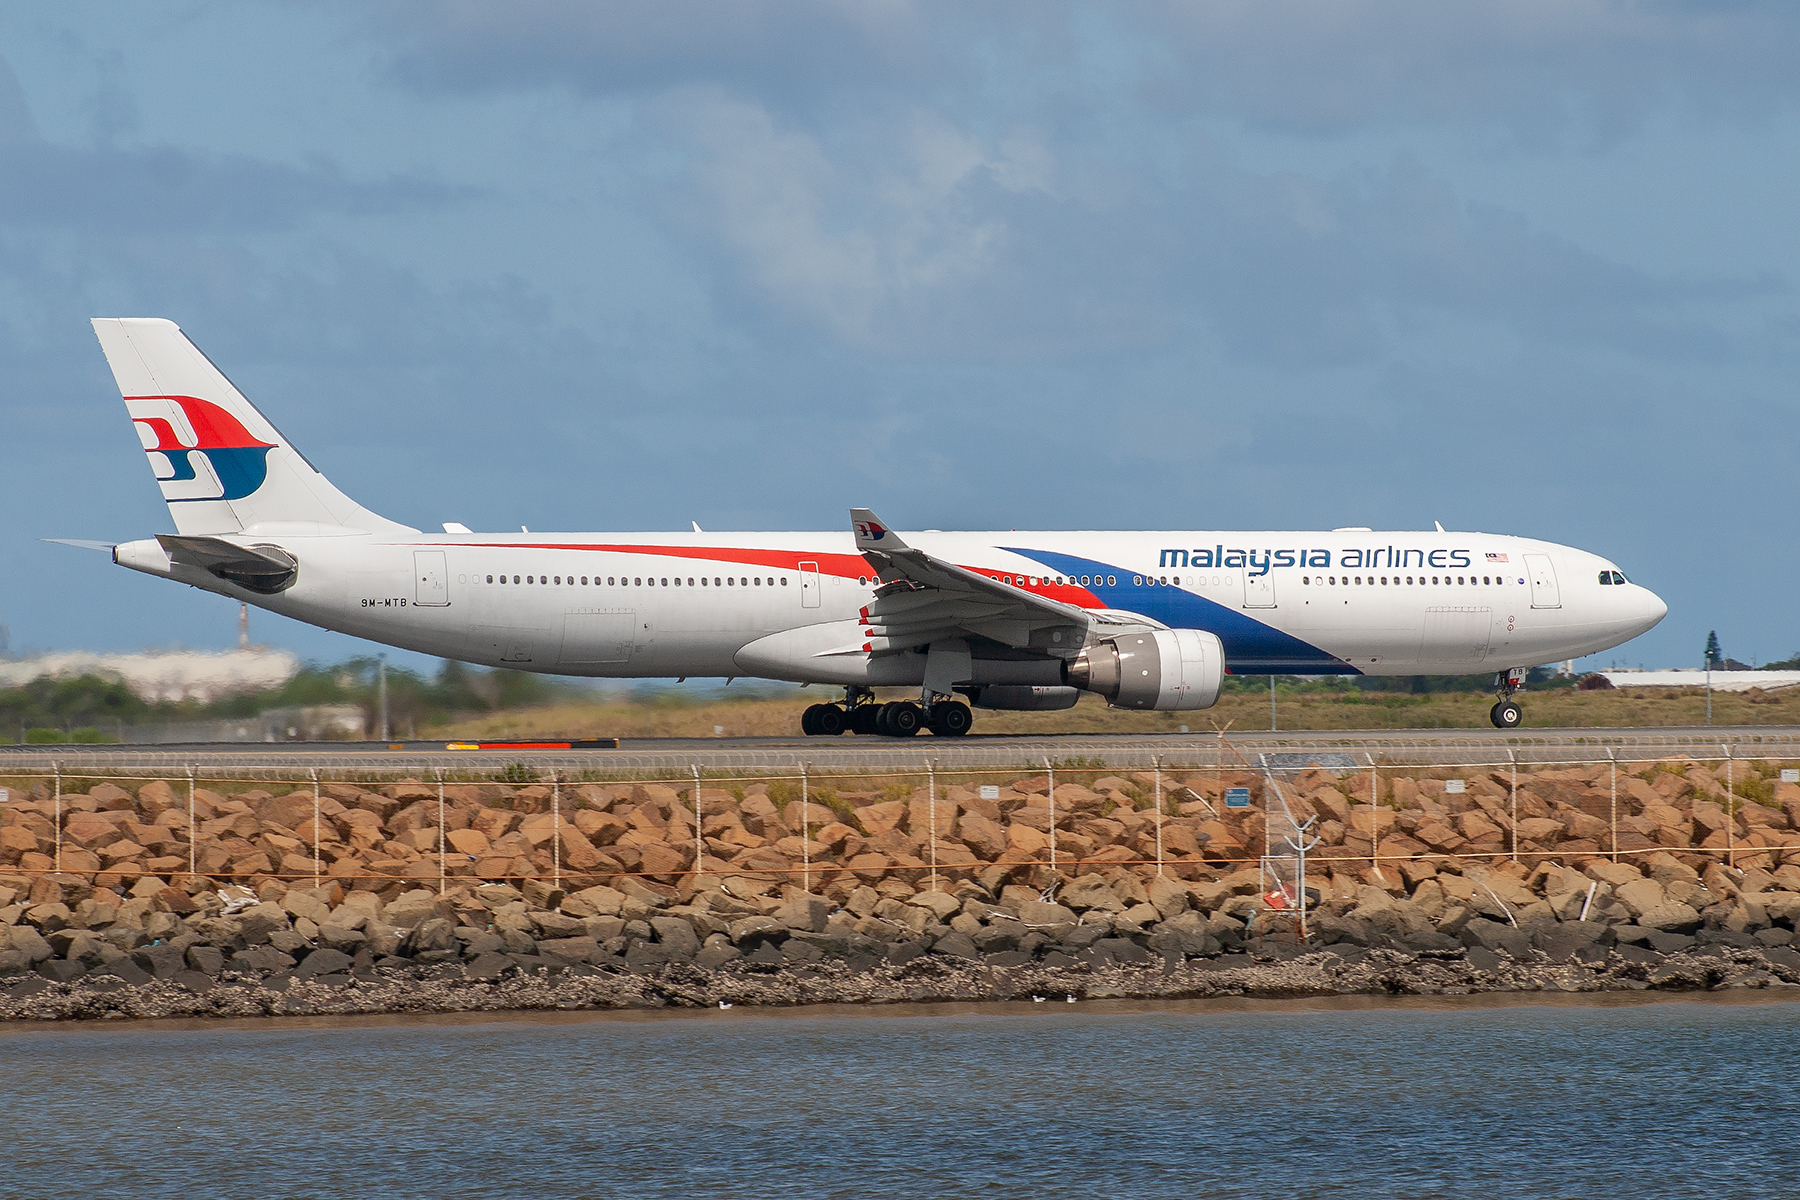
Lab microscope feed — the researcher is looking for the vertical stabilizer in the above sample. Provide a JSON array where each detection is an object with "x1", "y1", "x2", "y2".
[{"x1": 91, "y1": 317, "x2": 415, "y2": 537}]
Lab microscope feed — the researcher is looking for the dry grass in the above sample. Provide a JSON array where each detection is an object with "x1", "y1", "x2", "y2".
[{"x1": 423, "y1": 684, "x2": 1800, "y2": 741}]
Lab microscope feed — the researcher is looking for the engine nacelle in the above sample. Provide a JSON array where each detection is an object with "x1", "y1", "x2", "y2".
[
  {"x1": 963, "y1": 685, "x2": 1081, "y2": 711},
  {"x1": 1066, "y1": 629, "x2": 1225, "y2": 711}
]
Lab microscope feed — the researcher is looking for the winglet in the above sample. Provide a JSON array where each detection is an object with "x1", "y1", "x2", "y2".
[{"x1": 850, "y1": 508, "x2": 909, "y2": 552}]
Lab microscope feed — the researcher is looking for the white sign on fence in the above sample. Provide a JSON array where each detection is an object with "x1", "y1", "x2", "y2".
[{"x1": 1444, "y1": 779, "x2": 1466, "y2": 794}]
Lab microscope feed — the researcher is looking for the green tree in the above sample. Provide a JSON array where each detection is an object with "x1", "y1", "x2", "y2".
[{"x1": 1705, "y1": 630, "x2": 1723, "y2": 670}]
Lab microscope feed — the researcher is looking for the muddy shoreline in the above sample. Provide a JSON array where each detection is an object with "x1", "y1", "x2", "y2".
[{"x1": 7, "y1": 940, "x2": 1797, "y2": 1024}]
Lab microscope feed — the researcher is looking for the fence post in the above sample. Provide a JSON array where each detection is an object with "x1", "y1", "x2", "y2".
[
  {"x1": 551, "y1": 773, "x2": 562, "y2": 889},
  {"x1": 1367, "y1": 752, "x2": 1380, "y2": 880},
  {"x1": 312, "y1": 767, "x2": 322, "y2": 889},
  {"x1": 186, "y1": 764, "x2": 196, "y2": 879},
  {"x1": 1723, "y1": 745, "x2": 1734, "y2": 869},
  {"x1": 691, "y1": 765, "x2": 704, "y2": 888},
  {"x1": 1153, "y1": 755, "x2": 1164, "y2": 878},
  {"x1": 1044, "y1": 757, "x2": 1056, "y2": 879},
  {"x1": 1509, "y1": 749, "x2": 1518, "y2": 863},
  {"x1": 436, "y1": 768, "x2": 447, "y2": 897},
  {"x1": 1607, "y1": 750, "x2": 1618, "y2": 863},
  {"x1": 799, "y1": 762, "x2": 809, "y2": 894},
  {"x1": 928, "y1": 760, "x2": 939, "y2": 892},
  {"x1": 53, "y1": 762, "x2": 62, "y2": 875}
]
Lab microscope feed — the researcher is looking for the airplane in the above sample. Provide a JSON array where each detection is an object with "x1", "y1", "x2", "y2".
[{"x1": 77, "y1": 318, "x2": 1667, "y2": 736}]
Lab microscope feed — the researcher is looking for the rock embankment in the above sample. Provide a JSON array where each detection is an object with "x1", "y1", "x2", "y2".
[{"x1": 2, "y1": 764, "x2": 1799, "y2": 1019}]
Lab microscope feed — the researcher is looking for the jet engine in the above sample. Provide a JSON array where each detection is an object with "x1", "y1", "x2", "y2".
[{"x1": 1065, "y1": 629, "x2": 1225, "y2": 711}]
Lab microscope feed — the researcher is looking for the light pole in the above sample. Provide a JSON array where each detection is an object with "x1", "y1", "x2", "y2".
[{"x1": 377, "y1": 653, "x2": 389, "y2": 742}]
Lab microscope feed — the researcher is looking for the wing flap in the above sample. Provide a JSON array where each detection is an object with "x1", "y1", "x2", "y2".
[{"x1": 848, "y1": 508, "x2": 1090, "y2": 654}]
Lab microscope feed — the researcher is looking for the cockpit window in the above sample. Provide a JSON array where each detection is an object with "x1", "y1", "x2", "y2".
[
  {"x1": 1598, "y1": 571, "x2": 1613, "y2": 585},
  {"x1": 1612, "y1": 571, "x2": 1627, "y2": 585}
]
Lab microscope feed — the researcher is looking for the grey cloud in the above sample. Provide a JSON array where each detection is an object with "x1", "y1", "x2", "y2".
[
  {"x1": 370, "y1": 0, "x2": 956, "y2": 104},
  {"x1": 656, "y1": 98, "x2": 1761, "y2": 364},
  {"x1": 0, "y1": 59, "x2": 464, "y2": 234},
  {"x1": 1132, "y1": 0, "x2": 1800, "y2": 143},
  {"x1": 368, "y1": 0, "x2": 1800, "y2": 141}
]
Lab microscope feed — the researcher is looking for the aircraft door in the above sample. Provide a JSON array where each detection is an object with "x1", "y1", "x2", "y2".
[
  {"x1": 799, "y1": 561, "x2": 821, "y2": 608},
  {"x1": 1242, "y1": 571, "x2": 1275, "y2": 608},
  {"x1": 559, "y1": 609, "x2": 637, "y2": 665},
  {"x1": 1422, "y1": 607, "x2": 1492, "y2": 664},
  {"x1": 1524, "y1": 554, "x2": 1561, "y2": 609},
  {"x1": 414, "y1": 550, "x2": 449, "y2": 606}
]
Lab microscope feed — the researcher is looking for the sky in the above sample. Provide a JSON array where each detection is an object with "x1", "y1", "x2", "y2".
[{"x1": 3, "y1": 1, "x2": 1798, "y2": 675}]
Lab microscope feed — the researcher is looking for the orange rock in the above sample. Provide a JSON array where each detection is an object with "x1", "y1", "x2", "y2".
[
  {"x1": 60, "y1": 848, "x2": 102, "y2": 873},
  {"x1": 1006, "y1": 824, "x2": 1049, "y2": 855},
  {"x1": 859, "y1": 801, "x2": 908, "y2": 837},
  {"x1": 957, "y1": 813, "x2": 1007, "y2": 859},
  {"x1": 62, "y1": 812, "x2": 123, "y2": 849},
  {"x1": 639, "y1": 843, "x2": 691, "y2": 880},
  {"x1": 845, "y1": 852, "x2": 890, "y2": 882},
  {"x1": 98, "y1": 840, "x2": 149, "y2": 865},
  {"x1": 446, "y1": 828, "x2": 491, "y2": 857}
]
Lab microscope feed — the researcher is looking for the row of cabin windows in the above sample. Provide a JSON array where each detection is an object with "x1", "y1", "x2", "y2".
[
  {"x1": 1294, "y1": 574, "x2": 1513, "y2": 587},
  {"x1": 483, "y1": 574, "x2": 786, "y2": 588},
  {"x1": 860, "y1": 574, "x2": 1119, "y2": 588},
  {"x1": 1118, "y1": 573, "x2": 1518, "y2": 587}
]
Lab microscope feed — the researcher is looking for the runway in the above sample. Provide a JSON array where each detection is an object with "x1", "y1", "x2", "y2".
[{"x1": 2, "y1": 726, "x2": 1797, "y2": 781}]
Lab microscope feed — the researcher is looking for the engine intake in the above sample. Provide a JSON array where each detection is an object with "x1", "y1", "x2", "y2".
[{"x1": 1066, "y1": 629, "x2": 1225, "y2": 711}]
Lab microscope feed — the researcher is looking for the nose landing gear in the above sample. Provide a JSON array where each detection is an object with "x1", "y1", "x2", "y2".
[
  {"x1": 798, "y1": 687, "x2": 973, "y2": 737},
  {"x1": 1490, "y1": 666, "x2": 1528, "y2": 728}
]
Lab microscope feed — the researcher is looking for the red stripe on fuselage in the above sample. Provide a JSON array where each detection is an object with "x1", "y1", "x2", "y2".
[{"x1": 434, "y1": 542, "x2": 1106, "y2": 608}]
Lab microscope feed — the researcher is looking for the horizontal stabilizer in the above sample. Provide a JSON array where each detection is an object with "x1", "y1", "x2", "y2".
[
  {"x1": 156, "y1": 534, "x2": 298, "y2": 595},
  {"x1": 42, "y1": 538, "x2": 117, "y2": 552}
]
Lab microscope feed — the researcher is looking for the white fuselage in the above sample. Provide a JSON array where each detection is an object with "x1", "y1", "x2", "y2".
[{"x1": 115, "y1": 527, "x2": 1667, "y2": 685}]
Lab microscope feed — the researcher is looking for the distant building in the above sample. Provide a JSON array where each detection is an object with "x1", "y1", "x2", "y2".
[
  {"x1": 0, "y1": 648, "x2": 299, "y2": 704},
  {"x1": 1599, "y1": 669, "x2": 1800, "y2": 693}
]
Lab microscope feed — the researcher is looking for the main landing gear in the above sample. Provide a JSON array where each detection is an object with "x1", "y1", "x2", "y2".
[
  {"x1": 801, "y1": 687, "x2": 973, "y2": 738},
  {"x1": 1490, "y1": 666, "x2": 1527, "y2": 729}
]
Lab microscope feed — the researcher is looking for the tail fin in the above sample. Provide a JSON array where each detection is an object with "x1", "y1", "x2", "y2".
[{"x1": 90, "y1": 318, "x2": 414, "y2": 537}]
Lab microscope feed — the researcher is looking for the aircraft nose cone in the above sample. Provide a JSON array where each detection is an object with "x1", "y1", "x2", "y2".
[{"x1": 1638, "y1": 586, "x2": 1668, "y2": 631}]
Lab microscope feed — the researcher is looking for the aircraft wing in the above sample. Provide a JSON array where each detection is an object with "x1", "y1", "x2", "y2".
[{"x1": 849, "y1": 508, "x2": 1094, "y2": 655}]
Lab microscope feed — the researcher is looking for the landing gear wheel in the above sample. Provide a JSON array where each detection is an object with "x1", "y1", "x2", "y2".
[
  {"x1": 882, "y1": 700, "x2": 923, "y2": 737},
  {"x1": 1490, "y1": 700, "x2": 1522, "y2": 729},
  {"x1": 801, "y1": 704, "x2": 823, "y2": 735},
  {"x1": 851, "y1": 704, "x2": 882, "y2": 736},
  {"x1": 814, "y1": 704, "x2": 846, "y2": 736},
  {"x1": 929, "y1": 701, "x2": 972, "y2": 737}
]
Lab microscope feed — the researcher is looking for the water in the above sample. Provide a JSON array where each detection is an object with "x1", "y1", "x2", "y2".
[{"x1": 3, "y1": 997, "x2": 1797, "y2": 1199}]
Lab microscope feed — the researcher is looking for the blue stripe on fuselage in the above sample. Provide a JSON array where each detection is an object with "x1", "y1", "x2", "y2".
[{"x1": 1001, "y1": 546, "x2": 1358, "y2": 675}]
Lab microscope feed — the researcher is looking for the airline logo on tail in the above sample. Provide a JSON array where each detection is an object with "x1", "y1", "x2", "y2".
[
  {"x1": 855, "y1": 520, "x2": 886, "y2": 541},
  {"x1": 126, "y1": 395, "x2": 275, "y2": 503}
]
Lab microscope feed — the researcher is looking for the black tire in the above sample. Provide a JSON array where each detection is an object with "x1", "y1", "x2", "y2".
[
  {"x1": 930, "y1": 701, "x2": 972, "y2": 737},
  {"x1": 851, "y1": 704, "x2": 882, "y2": 736},
  {"x1": 800, "y1": 704, "x2": 822, "y2": 736},
  {"x1": 814, "y1": 705, "x2": 847, "y2": 736},
  {"x1": 882, "y1": 701, "x2": 922, "y2": 737},
  {"x1": 1490, "y1": 701, "x2": 1522, "y2": 729}
]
